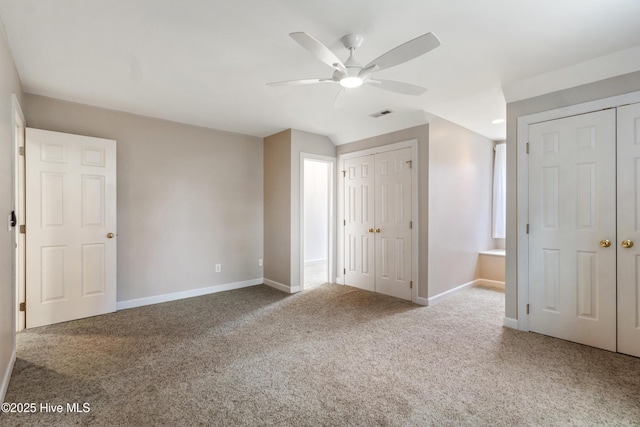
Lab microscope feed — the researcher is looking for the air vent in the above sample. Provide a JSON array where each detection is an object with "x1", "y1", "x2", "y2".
[{"x1": 371, "y1": 110, "x2": 393, "y2": 118}]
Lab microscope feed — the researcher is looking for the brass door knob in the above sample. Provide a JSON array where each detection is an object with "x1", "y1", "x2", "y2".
[
  {"x1": 622, "y1": 240, "x2": 634, "y2": 249},
  {"x1": 375, "y1": 228, "x2": 381, "y2": 233},
  {"x1": 106, "y1": 232, "x2": 115, "y2": 239},
  {"x1": 600, "y1": 239, "x2": 611, "y2": 248}
]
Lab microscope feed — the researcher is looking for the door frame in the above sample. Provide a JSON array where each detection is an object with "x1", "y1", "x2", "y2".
[
  {"x1": 337, "y1": 139, "x2": 419, "y2": 303},
  {"x1": 515, "y1": 90, "x2": 640, "y2": 331},
  {"x1": 12, "y1": 94, "x2": 25, "y2": 332},
  {"x1": 299, "y1": 153, "x2": 336, "y2": 289}
]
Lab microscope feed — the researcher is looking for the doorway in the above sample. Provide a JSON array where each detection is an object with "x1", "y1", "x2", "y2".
[{"x1": 301, "y1": 154, "x2": 335, "y2": 289}]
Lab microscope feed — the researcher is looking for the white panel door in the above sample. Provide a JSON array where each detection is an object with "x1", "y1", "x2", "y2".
[
  {"x1": 617, "y1": 103, "x2": 640, "y2": 358},
  {"x1": 528, "y1": 110, "x2": 617, "y2": 351},
  {"x1": 26, "y1": 128, "x2": 117, "y2": 328},
  {"x1": 344, "y1": 155, "x2": 375, "y2": 291},
  {"x1": 374, "y1": 148, "x2": 412, "y2": 300}
]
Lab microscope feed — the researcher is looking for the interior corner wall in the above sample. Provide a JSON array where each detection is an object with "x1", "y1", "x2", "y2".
[
  {"x1": 505, "y1": 70, "x2": 640, "y2": 321},
  {"x1": 427, "y1": 117, "x2": 494, "y2": 298},
  {"x1": 264, "y1": 130, "x2": 292, "y2": 286},
  {"x1": 336, "y1": 124, "x2": 429, "y2": 299},
  {"x1": 23, "y1": 94, "x2": 264, "y2": 303},
  {"x1": 0, "y1": 26, "x2": 23, "y2": 400},
  {"x1": 290, "y1": 129, "x2": 336, "y2": 288}
]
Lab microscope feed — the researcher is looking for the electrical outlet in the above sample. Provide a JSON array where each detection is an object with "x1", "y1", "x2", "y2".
[
  {"x1": 258, "y1": 259, "x2": 263, "y2": 267},
  {"x1": 215, "y1": 264, "x2": 221, "y2": 273}
]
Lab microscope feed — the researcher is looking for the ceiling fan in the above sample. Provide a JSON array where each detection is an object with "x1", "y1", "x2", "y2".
[{"x1": 267, "y1": 31, "x2": 441, "y2": 98}]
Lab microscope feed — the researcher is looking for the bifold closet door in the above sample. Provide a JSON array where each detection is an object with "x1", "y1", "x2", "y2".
[
  {"x1": 617, "y1": 103, "x2": 640, "y2": 358},
  {"x1": 374, "y1": 148, "x2": 412, "y2": 300},
  {"x1": 528, "y1": 109, "x2": 617, "y2": 352},
  {"x1": 344, "y1": 155, "x2": 376, "y2": 292}
]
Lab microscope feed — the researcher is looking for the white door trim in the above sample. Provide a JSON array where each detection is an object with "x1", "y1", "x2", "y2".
[
  {"x1": 516, "y1": 89, "x2": 640, "y2": 331},
  {"x1": 337, "y1": 139, "x2": 419, "y2": 303},
  {"x1": 12, "y1": 94, "x2": 25, "y2": 332},
  {"x1": 299, "y1": 153, "x2": 337, "y2": 289}
]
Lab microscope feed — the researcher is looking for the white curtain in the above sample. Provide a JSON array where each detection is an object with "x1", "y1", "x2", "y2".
[{"x1": 492, "y1": 144, "x2": 507, "y2": 238}]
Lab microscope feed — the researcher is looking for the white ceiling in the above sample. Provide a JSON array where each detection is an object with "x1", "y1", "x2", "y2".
[{"x1": 1, "y1": 0, "x2": 639, "y2": 145}]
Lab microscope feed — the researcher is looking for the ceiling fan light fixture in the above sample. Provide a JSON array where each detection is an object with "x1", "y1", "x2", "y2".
[{"x1": 340, "y1": 76, "x2": 363, "y2": 88}]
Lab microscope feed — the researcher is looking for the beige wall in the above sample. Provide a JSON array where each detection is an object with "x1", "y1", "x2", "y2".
[
  {"x1": 428, "y1": 117, "x2": 495, "y2": 297},
  {"x1": 505, "y1": 70, "x2": 640, "y2": 320},
  {"x1": 24, "y1": 94, "x2": 264, "y2": 302},
  {"x1": 478, "y1": 253, "x2": 505, "y2": 283},
  {"x1": 0, "y1": 27, "x2": 23, "y2": 399},
  {"x1": 263, "y1": 130, "x2": 291, "y2": 286},
  {"x1": 336, "y1": 125, "x2": 429, "y2": 299}
]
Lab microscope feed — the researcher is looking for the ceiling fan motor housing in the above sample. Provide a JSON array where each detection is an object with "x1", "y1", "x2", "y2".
[{"x1": 341, "y1": 33, "x2": 364, "y2": 50}]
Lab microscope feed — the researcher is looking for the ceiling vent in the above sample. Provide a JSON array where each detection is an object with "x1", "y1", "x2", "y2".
[{"x1": 371, "y1": 109, "x2": 393, "y2": 118}]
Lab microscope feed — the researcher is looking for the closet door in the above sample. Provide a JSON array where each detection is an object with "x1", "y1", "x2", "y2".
[
  {"x1": 617, "y1": 102, "x2": 640, "y2": 358},
  {"x1": 344, "y1": 155, "x2": 376, "y2": 291},
  {"x1": 528, "y1": 109, "x2": 617, "y2": 351},
  {"x1": 374, "y1": 148, "x2": 412, "y2": 300}
]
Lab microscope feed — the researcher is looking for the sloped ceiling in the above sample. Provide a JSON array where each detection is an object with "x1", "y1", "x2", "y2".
[{"x1": 1, "y1": 0, "x2": 639, "y2": 144}]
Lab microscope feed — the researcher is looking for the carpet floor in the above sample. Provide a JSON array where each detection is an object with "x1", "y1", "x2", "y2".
[{"x1": 3, "y1": 284, "x2": 640, "y2": 426}]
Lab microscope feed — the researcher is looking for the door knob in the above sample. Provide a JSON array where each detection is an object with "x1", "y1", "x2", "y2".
[
  {"x1": 106, "y1": 232, "x2": 115, "y2": 239},
  {"x1": 622, "y1": 240, "x2": 634, "y2": 249},
  {"x1": 368, "y1": 228, "x2": 374, "y2": 233},
  {"x1": 375, "y1": 228, "x2": 381, "y2": 233},
  {"x1": 600, "y1": 239, "x2": 611, "y2": 248}
]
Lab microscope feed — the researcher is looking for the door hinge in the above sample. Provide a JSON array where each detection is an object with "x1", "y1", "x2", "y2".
[
  {"x1": 19, "y1": 302, "x2": 26, "y2": 312},
  {"x1": 526, "y1": 224, "x2": 529, "y2": 234},
  {"x1": 526, "y1": 304, "x2": 530, "y2": 315},
  {"x1": 19, "y1": 224, "x2": 26, "y2": 234},
  {"x1": 406, "y1": 160, "x2": 412, "y2": 169},
  {"x1": 343, "y1": 219, "x2": 346, "y2": 226},
  {"x1": 526, "y1": 142, "x2": 529, "y2": 154},
  {"x1": 342, "y1": 170, "x2": 346, "y2": 178},
  {"x1": 343, "y1": 268, "x2": 346, "y2": 275},
  {"x1": 409, "y1": 221, "x2": 412, "y2": 229},
  {"x1": 19, "y1": 146, "x2": 25, "y2": 156},
  {"x1": 410, "y1": 281, "x2": 413, "y2": 289}
]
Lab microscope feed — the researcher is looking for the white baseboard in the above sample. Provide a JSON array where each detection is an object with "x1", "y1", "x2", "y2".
[
  {"x1": 1, "y1": 347, "x2": 16, "y2": 403},
  {"x1": 475, "y1": 279, "x2": 505, "y2": 290},
  {"x1": 428, "y1": 278, "x2": 507, "y2": 306},
  {"x1": 116, "y1": 278, "x2": 262, "y2": 310},
  {"x1": 428, "y1": 280, "x2": 476, "y2": 305},
  {"x1": 335, "y1": 277, "x2": 344, "y2": 285},
  {"x1": 415, "y1": 296, "x2": 429, "y2": 306},
  {"x1": 503, "y1": 317, "x2": 518, "y2": 329},
  {"x1": 263, "y1": 279, "x2": 301, "y2": 294}
]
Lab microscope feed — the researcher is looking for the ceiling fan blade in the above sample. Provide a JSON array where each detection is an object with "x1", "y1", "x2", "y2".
[
  {"x1": 290, "y1": 32, "x2": 346, "y2": 72},
  {"x1": 333, "y1": 88, "x2": 356, "y2": 109},
  {"x1": 367, "y1": 79, "x2": 427, "y2": 96},
  {"x1": 333, "y1": 88, "x2": 345, "y2": 108},
  {"x1": 267, "y1": 78, "x2": 336, "y2": 86},
  {"x1": 364, "y1": 32, "x2": 440, "y2": 72}
]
